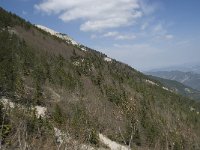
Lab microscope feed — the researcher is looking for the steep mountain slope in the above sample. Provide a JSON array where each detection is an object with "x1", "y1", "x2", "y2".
[
  {"x1": 148, "y1": 75, "x2": 200, "y2": 101},
  {"x1": 0, "y1": 7, "x2": 200, "y2": 150},
  {"x1": 147, "y1": 71, "x2": 200, "y2": 91}
]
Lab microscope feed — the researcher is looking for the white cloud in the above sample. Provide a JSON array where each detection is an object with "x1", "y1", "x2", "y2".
[
  {"x1": 165, "y1": 34, "x2": 174, "y2": 39},
  {"x1": 153, "y1": 23, "x2": 166, "y2": 34},
  {"x1": 152, "y1": 23, "x2": 174, "y2": 40},
  {"x1": 35, "y1": 0, "x2": 156, "y2": 32},
  {"x1": 141, "y1": 22, "x2": 149, "y2": 30},
  {"x1": 113, "y1": 43, "x2": 160, "y2": 53},
  {"x1": 102, "y1": 31, "x2": 136, "y2": 40},
  {"x1": 139, "y1": 0, "x2": 160, "y2": 15},
  {"x1": 103, "y1": 32, "x2": 119, "y2": 37},
  {"x1": 20, "y1": 0, "x2": 30, "y2": 2},
  {"x1": 22, "y1": 11, "x2": 27, "y2": 15},
  {"x1": 176, "y1": 40, "x2": 190, "y2": 47},
  {"x1": 90, "y1": 34, "x2": 97, "y2": 39},
  {"x1": 116, "y1": 34, "x2": 136, "y2": 40}
]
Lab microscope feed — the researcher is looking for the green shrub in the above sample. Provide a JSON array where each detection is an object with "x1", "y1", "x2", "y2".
[{"x1": 53, "y1": 104, "x2": 65, "y2": 124}]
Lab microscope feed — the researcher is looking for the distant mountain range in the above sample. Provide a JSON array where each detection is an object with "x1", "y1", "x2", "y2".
[
  {"x1": 147, "y1": 71, "x2": 200, "y2": 91},
  {"x1": 148, "y1": 63, "x2": 200, "y2": 74},
  {"x1": 148, "y1": 75, "x2": 200, "y2": 101}
]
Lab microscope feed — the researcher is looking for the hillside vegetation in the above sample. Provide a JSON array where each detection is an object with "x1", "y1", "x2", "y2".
[{"x1": 0, "y1": 7, "x2": 200, "y2": 150}]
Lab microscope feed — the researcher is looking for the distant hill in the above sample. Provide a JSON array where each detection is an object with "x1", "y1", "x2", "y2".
[
  {"x1": 147, "y1": 71, "x2": 200, "y2": 91},
  {"x1": 148, "y1": 63, "x2": 200, "y2": 74},
  {"x1": 148, "y1": 75, "x2": 200, "y2": 101}
]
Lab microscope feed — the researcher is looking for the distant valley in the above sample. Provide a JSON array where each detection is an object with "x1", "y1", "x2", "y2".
[
  {"x1": 146, "y1": 71, "x2": 200, "y2": 91},
  {"x1": 147, "y1": 75, "x2": 200, "y2": 101},
  {"x1": 148, "y1": 63, "x2": 200, "y2": 74}
]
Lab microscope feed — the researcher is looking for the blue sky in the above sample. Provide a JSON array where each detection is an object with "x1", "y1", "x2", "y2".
[{"x1": 0, "y1": 0, "x2": 200, "y2": 71}]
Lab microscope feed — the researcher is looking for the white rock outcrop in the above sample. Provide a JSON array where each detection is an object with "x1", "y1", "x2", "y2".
[
  {"x1": 145, "y1": 79, "x2": 158, "y2": 86},
  {"x1": 99, "y1": 134, "x2": 130, "y2": 150},
  {"x1": 104, "y1": 57, "x2": 112, "y2": 62},
  {"x1": 34, "y1": 106, "x2": 47, "y2": 118},
  {"x1": 1, "y1": 98, "x2": 15, "y2": 108},
  {"x1": 36, "y1": 25, "x2": 79, "y2": 46}
]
